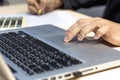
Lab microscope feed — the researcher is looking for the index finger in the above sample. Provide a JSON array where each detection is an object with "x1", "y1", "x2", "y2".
[
  {"x1": 64, "y1": 18, "x2": 94, "y2": 42},
  {"x1": 27, "y1": 0, "x2": 40, "y2": 9},
  {"x1": 64, "y1": 20, "x2": 83, "y2": 42}
]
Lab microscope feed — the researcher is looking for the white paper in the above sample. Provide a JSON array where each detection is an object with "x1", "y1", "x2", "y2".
[
  {"x1": 24, "y1": 10, "x2": 79, "y2": 30},
  {"x1": 0, "y1": 10, "x2": 79, "y2": 30}
]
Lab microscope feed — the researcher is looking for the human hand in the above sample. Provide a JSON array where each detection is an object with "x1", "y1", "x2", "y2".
[
  {"x1": 26, "y1": 0, "x2": 62, "y2": 15},
  {"x1": 64, "y1": 17, "x2": 120, "y2": 46}
]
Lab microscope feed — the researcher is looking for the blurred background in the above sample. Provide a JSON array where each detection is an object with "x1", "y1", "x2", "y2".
[
  {"x1": 7, "y1": 0, "x2": 105, "y2": 17},
  {"x1": 8, "y1": 0, "x2": 26, "y2": 5}
]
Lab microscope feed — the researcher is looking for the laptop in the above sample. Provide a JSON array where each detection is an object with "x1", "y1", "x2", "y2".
[
  {"x1": 0, "y1": 16, "x2": 27, "y2": 31},
  {"x1": 0, "y1": 54, "x2": 16, "y2": 80},
  {"x1": 0, "y1": 24, "x2": 120, "y2": 80}
]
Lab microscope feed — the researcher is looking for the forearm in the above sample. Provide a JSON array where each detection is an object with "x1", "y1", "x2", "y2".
[{"x1": 61, "y1": 0, "x2": 108, "y2": 10}]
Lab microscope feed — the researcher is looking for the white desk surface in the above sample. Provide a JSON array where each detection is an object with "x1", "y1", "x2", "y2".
[{"x1": 0, "y1": 3, "x2": 120, "y2": 80}]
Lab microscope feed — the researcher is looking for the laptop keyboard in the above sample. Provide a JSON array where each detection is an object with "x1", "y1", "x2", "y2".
[
  {"x1": 0, "y1": 17, "x2": 24, "y2": 29},
  {"x1": 0, "y1": 31, "x2": 81, "y2": 75}
]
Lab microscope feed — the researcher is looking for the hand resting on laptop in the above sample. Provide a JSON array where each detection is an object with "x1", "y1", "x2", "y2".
[{"x1": 64, "y1": 17, "x2": 120, "y2": 46}]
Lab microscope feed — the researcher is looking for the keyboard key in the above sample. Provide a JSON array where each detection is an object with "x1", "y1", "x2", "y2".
[
  {"x1": 40, "y1": 64, "x2": 53, "y2": 71},
  {"x1": 3, "y1": 18, "x2": 11, "y2": 28},
  {"x1": 10, "y1": 19, "x2": 16, "y2": 27},
  {"x1": 0, "y1": 17, "x2": 5, "y2": 27},
  {"x1": 49, "y1": 61, "x2": 62, "y2": 69},
  {"x1": 17, "y1": 17, "x2": 22, "y2": 27},
  {"x1": 33, "y1": 66, "x2": 44, "y2": 73}
]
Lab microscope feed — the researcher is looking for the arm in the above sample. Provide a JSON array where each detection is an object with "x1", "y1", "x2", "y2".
[{"x1": 62, "y1": 0, "x2": 108, "y2": 10}]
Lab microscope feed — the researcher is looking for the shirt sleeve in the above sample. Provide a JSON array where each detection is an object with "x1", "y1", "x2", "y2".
[
  {"x1": 61, "y1": 0, "x2": 107, "y2": 10},
  {"x1": 0, "y1": 0, "x2": 9, "y2": 5}
]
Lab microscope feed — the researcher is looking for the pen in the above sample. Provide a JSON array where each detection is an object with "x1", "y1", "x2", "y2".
[
  {"x1": 37, "y1": 0, "x2": 41, "y2": 15},
  {"x1": 37, "y1": 9, "x2": 41, "y2": 15}
]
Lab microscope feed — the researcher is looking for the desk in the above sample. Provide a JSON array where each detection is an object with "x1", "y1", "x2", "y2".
[{"x1": 0, "y1": 3, "x2": 120, "y2": 80}]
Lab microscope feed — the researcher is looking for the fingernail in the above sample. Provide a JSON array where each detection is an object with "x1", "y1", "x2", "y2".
[
  {"x1": 64, "y1": 36, "x2": 69, "y2": 42},
  {"x1": 78, "y1": 34, "x2": 83, "y2": 41}
]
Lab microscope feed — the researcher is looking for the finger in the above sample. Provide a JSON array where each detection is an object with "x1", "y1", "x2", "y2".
[
  {"x1": 45, "y1": 0, "x2": 55, "y2": 12},
  {"x1": 77, "y1": 21, "x2": 96, "y2": 41},
  {"x1": 27, "y1": 0, "x2": 40, "y2": 9},
  {"x1": 64, "y1": 18, "x2": 95, "y2": 42},
  {"x1": 64, "y1": 20, "x2": 85, "y2": 42},
  {"x1": 77, "y1": 17, "x2": 108, "y2": 40},
  {"x1": 39, "y1": 0, "x2": 47, "y2": 14},
  {"x1": 45, "y1": 6, "x2": 54, "y2": 12},
  {"x1": 68, "y1": 18, "x2": 93, "y2": 32},
  {"x1": 94, "y1": 26, "x2": 109, "y2": 39},
  {"x1": 28, "y1": 5, "x2": 38, "y2": 14}
]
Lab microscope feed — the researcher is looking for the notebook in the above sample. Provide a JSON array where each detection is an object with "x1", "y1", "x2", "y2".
[{"x1": 0, "y1": 25, "x2": 120, "y2": 80}]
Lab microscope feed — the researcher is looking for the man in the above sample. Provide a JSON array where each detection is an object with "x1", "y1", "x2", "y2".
[{"x1": 27, "y1": 0, "x2": 120, "y2": 46}]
